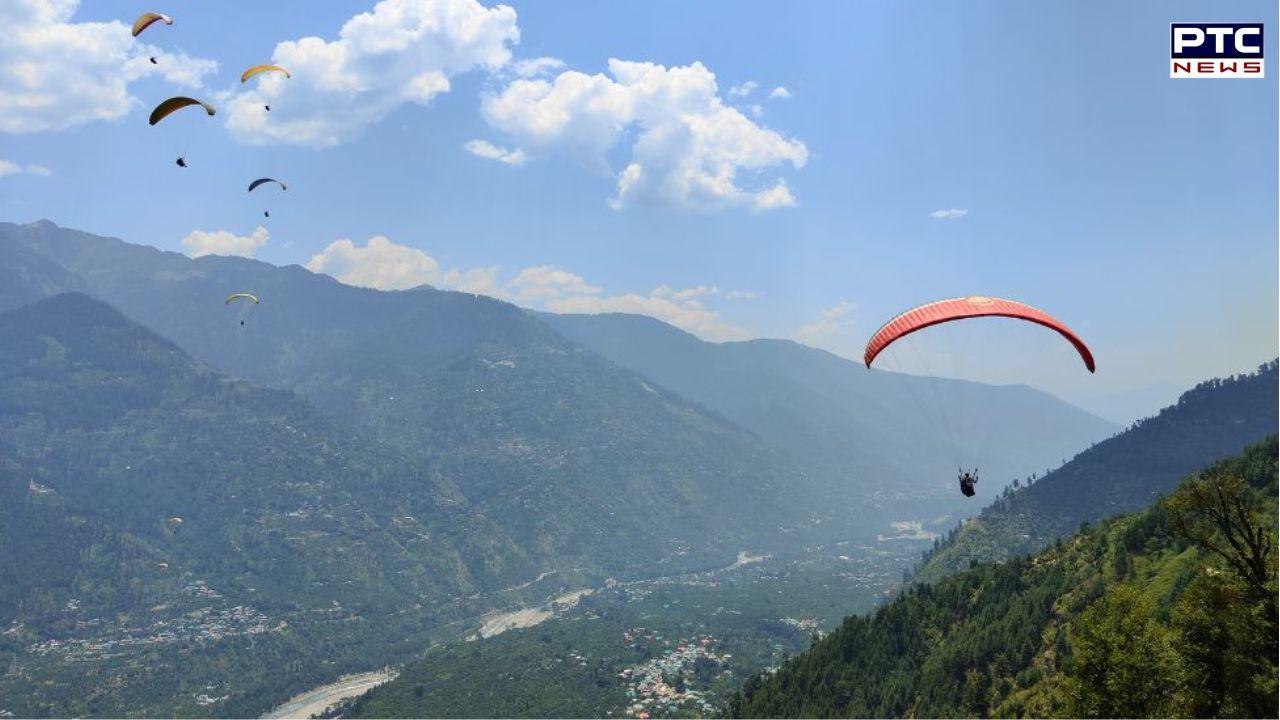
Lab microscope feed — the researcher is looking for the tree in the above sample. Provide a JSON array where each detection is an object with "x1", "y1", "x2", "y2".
[
  {"x1": 1168, "y1": 470, "x2": 1277, "y2": 636},
  {"x1": 1063, "y1": 585, "x2": 1185, "y2": 718}
]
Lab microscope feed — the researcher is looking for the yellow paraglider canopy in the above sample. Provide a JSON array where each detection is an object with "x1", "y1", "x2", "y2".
[
  {"x1": 131, "y1": 12, "x2": 172, "y2": 37},
  {"x1": 225, "y1": 293, "x2": 260, "y2": 305},
  {"x1": 241, "y1": 65, "x2": 291, "y2": 83}
]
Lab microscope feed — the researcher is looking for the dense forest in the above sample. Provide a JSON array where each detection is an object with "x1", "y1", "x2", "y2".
[
  {"x1": 918, "y1": 360, "x2": 1278, "y2": 580},
  {"x1": 729, "y1": 437, "x2": 1278, "y2": 718}
]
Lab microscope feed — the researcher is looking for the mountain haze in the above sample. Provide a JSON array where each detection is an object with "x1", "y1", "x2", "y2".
[
  {"x1": 4, "y1": 219, "x2": 1114, "y2": 539},
  {"x1": 543, "y1": 311, "x2": 1114, "y2": 502}
]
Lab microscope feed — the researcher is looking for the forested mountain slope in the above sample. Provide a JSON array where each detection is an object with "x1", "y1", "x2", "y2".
[
  {"x1": 730, "y1": 438, "x2": 1278, "y2": 718},
  {"x1": 918, "y1": 361, "x2": 1278, "y2": 580},
  {"x1": 0, "y1": 293, "x2": 547, "y2": 716},
  {"x1": 1, "y1": 221, "x2": 824, "y2": 577},
  {"x1": 3, "y1": 221, "x2": 1114, "y2": 532}
]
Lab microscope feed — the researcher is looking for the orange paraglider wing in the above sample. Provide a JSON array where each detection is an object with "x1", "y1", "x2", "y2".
[{"x1": 863, "y1": 296, "x2": 1095, "y2": 372}]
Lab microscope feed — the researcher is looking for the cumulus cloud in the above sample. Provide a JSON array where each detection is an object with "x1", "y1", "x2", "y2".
[
  {"x1": 768, "y1": 86, "x2": 791, "y2": 100},
  {"x1": 183, "y1": 226, "x2": 270, "y2": 258},
  {"x1": 305, "y1": 235, "x2": 442, "y2": 290},
  {"x1": 225, "y1": 0, "x2": 519, "y2": 148},
  {"x1": 305, "y1": 235, "x2": 748, "y2": 340},
  {"x1": 464, "y1": 138, "x2": 526, "y2": 165},
  {"x1": 794, "y1": 301, "x2": 855, "y2": 349},
  {"x1": 0, "y1": 159, "x2": 20, "y2": 177},
  {"x1": 24, "y1": 163, "x2": 51, "y2": 176},
  {"x1": 481, "y1": 58, "x2": 808, "y2": 212},
  {"x1": 930, "y1": 208, "x2": 969, "y2": 220},
  {"x1": 0, "y1": 0, "x2": 217, "y2": 134},
  {"x1": 728, "y1": 80, "x2": 757, "y2": 98}
]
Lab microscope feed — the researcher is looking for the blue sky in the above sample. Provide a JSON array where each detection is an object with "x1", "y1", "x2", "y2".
[{"x1": 2, "y1": 0, "x2": 1276, "y2": 413}]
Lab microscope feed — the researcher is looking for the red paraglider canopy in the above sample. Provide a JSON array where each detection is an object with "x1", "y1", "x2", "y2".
[{"x1": 863, "y1": 296, "x2": 1095, "y2": 372}]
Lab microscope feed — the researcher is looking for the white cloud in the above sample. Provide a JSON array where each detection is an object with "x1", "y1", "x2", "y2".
[
  {"x1": 481, "y1": 58, "x2": 808, "y2": 212},
  {"x1": 511, "y1": 56, "x2": 564, "y2": 77},
  {"x1": 728, "y1": 80, "x2": 757, "y2": 98},
  {"x1": 225, "y1": 0, "x2": 520, "y2": 148},
  {"x1": 0, "y1": 157, "x2": 53, "y2": 177},
  {"x1": 0, "y1": 0, "x2": 217, "y2": 134},
  {"x1": 306, "y1": 235, "x2": 441, "y2": 290},
  {"x1": 768, "y1": 86, "x2": 791, "y2": 100},
  {"x1": 304, "y1": 235, "x2": 747, "y2": 340},
  {"x1": 930, "y1": 208, "x2": 969, "y2": 220},
  {"x1": 509, "y1": 269, "x2": 747, "y2": 341},
  {"x1": 183, "y1": 226, "x2": 270, "y2": 259},
  {"x1": 753, "y1": 179, "x2": 797, "y2": 210},
  {"x1": 725, "y1": 290, "x2": 757, "y2": 300},
  {"x1": 506, "y1": 265, "x2": 602, "y2": 301},
  {"x1": 794, "y1": 301, "x2": 855, "y2": 349},
  {"x1": 464, "y1": 138, "x2": 526, "y2": 165}
]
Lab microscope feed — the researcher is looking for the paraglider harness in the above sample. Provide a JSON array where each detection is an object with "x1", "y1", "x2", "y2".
[{"x1": 958, "y1": 468, "x2": 978, "y2": 497}]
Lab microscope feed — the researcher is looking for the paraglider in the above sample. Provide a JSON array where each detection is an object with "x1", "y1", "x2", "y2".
[
  {"x1": 131, "y1": 12, "x2": 172, "y2": 37},
  {"x1": 241, "y1": 65, "x2": 289, "y2": 113},
  {"x1": 864, "y1": 296, "x2": 1094, "y2": 497},
  {"x1": 148, "y1": 97, "x2": 216, "y2": 126},
  {"x1": 248, "y1": 178, "x2": 287, "y2": 219},
  {"x1": 863, "y1": 296, "x2": 1095, "y2": 372},
  {"x1": 240, "y1": 65, "x2": 290, "y2": 83},
  {"x1": 226, "y1": 293, "x2": 260, "y2": 326},
  {"x1": 247, "y1": 178, "x2": 287, "y2": 193},
  {"x1": 150, "y1": 98, "x2": 215, "y2": 167},
  {"x1": 149, "y1": 57, "x2": 158, "y2": 65}
]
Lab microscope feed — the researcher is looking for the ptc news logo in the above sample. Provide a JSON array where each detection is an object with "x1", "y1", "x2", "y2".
[{"x1": 1171, "y1": 23, "x2": 1264, "y2": 78}]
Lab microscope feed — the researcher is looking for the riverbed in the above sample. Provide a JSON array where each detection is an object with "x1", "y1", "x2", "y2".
[{"x1": 261, "y1": 670, "x2": 396, "y2": 719}]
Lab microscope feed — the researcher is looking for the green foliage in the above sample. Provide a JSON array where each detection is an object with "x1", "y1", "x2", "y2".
[
  {"x1": 729, "y1": 438, "x2": 1279, "y2": 718},
  {"x1": 918, "y1": 361, "x2": 1278, "y2": 580},
  {"x1": 1062, "y1": 585, "x2": 1183, "y2": 717}
]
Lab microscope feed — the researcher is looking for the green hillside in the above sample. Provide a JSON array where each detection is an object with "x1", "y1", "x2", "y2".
[
  {"x1": 0, "y1": 221, "x2": 826, "y2": 580},
  {"x1": 917, "y1": 361, "x2": 1278, "y2": 581},
  {"x1": 4, "y1": 221, "x2": 1116, "y2": 533},
  {"x1": 729, "y1": 437, "x2": 1278, "y2": 718},
  {"x1": 0, "y1": 293, "x2": 543, "y2": 716}
]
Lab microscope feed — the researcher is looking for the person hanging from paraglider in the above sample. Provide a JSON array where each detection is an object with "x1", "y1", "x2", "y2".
[
  {"x1": 226, "y1": 293, "x2": 259, "y2": 327},
  {"x1": 248, "y1": 178, "x2": 286, "y2": 221},
  {"x1": 240, "y1": 65, "x2": 289, "y2": 116},
  {"x1": 133, "y1": 14, "x2": 168, "y2": 74},
  {"x1": 861, "y1": 296, "x2": 1096, "y2": 501},
  {"x1": 150, "y1": 97, "x2": 215, "y2": 169}
]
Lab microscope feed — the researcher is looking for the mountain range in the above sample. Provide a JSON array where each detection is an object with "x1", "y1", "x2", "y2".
[{"x1": 0, "y1": 219, "x2": 1134, "y2": 715}]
